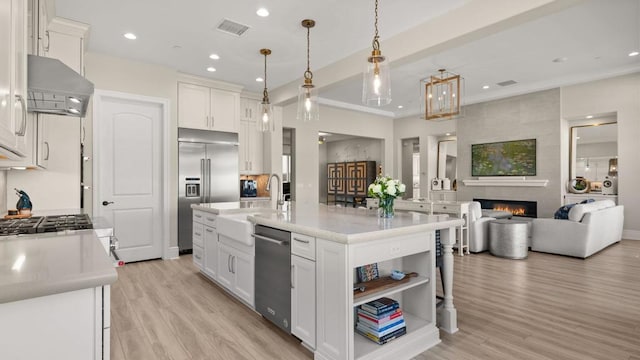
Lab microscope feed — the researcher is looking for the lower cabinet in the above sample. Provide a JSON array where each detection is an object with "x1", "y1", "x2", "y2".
[
  {"x1": 218, "y1": 240, "x2": 255, "y2": 307},
  {"x1": 291, "y1": 254, "x2": 316, "y2": 349},
  {"x1": 0, "y1": 286, "x2": 110, "y2": 360},
  {"x1": 203, "y1": 226, "x2": 218, "y2": 278}
]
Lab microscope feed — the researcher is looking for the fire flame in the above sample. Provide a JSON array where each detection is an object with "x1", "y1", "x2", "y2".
[{"x1": 494, "y1": 205, "x2": 526, "y2": 216}]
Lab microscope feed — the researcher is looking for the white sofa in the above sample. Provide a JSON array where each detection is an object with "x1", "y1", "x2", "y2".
[
  {"x1": 531, "y1": 200, "x2": 624, "y2": 258},
  {"x1": 469, "y1": 201, "x2": 497, "y2": 253}
]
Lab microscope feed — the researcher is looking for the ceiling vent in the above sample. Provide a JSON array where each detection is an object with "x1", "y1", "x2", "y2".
[
  {"x1": 496, "y1": 80, "x2": 518, "y2": 87},
  {"x1": 216, "y1": 19, "x2": 250, "y2": 36}
]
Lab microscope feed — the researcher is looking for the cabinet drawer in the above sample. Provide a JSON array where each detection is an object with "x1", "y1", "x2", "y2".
[
  {"x1": 193, "y1": 210, "x2": 205, "y2": 224},
  {"x1": 193, "y1": 222, "x2": 204, "y2": 247},
  {"x1": 432, "y1": 203, "x2": 459, "y2": 214},
  {"x1": 395, "y1": 201, "x2": 430, "y2": 213},
  {"x1": 292, "y1": 232, "x2": 316, "y2": 260},
  {"x1": 193, "y1": 244, "x2": 204, "y2": 268},
  {"x1": 203, "y1": 213, "x2": 217, "y2": 228},
  {"x1": 351, "y1": 232, "x2": 432, "y2": 267}
]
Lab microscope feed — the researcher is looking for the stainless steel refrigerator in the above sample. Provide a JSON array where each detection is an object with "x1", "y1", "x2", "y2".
[{"x1": 178, "y1": 128, "x2": 239, "y2": 252}]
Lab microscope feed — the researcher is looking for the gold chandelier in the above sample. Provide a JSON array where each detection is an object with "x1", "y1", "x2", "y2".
[{"x1": 422, "y1": 69, "x2": 462, "y2": 120}]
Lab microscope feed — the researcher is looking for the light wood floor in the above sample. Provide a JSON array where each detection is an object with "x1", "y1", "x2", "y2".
[{"x1": 111, "y1": 240, "x2": 640, "y2": 360}]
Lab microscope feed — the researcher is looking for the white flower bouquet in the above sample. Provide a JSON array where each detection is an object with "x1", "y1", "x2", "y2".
[{"x1": 368, "y1": 175, "x2": 406, "y2": 217}]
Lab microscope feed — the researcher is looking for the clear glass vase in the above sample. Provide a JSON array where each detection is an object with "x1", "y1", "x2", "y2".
[{"x1": 378, "y1": 197, "x2": 395, "y2": 218}]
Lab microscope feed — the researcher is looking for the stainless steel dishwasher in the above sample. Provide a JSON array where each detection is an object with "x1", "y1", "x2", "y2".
[{"x1": 253, "y1": 225, "x2": 291, "y2": 334}]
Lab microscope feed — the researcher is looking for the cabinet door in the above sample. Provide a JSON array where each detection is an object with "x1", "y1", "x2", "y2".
[
  {"x1": 35, "y1": 114, "x2": 51, "y2": 169},
  {"x1": 217, "y1": 244, "x2": 234, "y2": 290},
  {"x1": 247, "y1": 123, "x2": 263, "y2": 173},
  {"x1": 239, "y1": 97, "x2": 255, "y2": 122},
  {"x1": 178, "y1": 83, "x2": 210, "y2": 130},
  {"x1": 233, "y1": 249, "x2": 254, "y2": 307},
  {"x1": 192, "y1": 244, "x2": 204, "y2": 269},
  {"x1": 36, "y1": 0, "x2": 48, "y2": 56},
  {"x1": 46, "y1": 30, "x2": 81, "y2": 72},
  {"x1": 0, "y1": 0, "x2": 16, "y2": 148},
  {"x1": 12, "y1": 0, "x2": 28, "y2": 154},
  {"x1": 291, "y1": 255, "x2": 316, "y2": 348},
  {"x1": 203, "y1": 226, "x2": 218, "y2": 279},
  {"x1": 209, "y1": 88, "x2": 238, "y2": 133},
  {"x1": 238, "y1": 120, "x2": 249, "y2": 173}
]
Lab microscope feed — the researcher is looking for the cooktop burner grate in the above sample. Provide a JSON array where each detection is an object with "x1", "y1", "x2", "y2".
[{"x1": 0, "y1": 214, "x2": 93, "y2": 236}]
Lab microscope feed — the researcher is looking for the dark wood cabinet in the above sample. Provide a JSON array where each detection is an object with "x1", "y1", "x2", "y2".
[{"x1": 327, "y1": 161, "x2": 376, "y2": 207}]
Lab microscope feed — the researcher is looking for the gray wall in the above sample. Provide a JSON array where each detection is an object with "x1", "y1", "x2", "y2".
[
  {"x1": 325, "y1": 138, "x2": 383, "y2": 164},
  {"x1": 457, "y1": 89, "x2": 562, "y2": 218}
]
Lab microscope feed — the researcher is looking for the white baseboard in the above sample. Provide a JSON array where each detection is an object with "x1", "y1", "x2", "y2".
[
  {"x1": 163, "y1": 246, "x2": 180, "y2": 259},
  {"x1": 623, "y1": 229, "x2": 640, "y2": 240}
]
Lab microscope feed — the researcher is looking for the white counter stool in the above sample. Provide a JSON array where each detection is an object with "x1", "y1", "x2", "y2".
[{"x1": 489, "y1": 219, "x2": 529, "y2": 259}]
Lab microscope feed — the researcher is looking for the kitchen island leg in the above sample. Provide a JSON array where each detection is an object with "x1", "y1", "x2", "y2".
[{"x1": 437, "y1": 226, "x2": 458, "y2": 334}]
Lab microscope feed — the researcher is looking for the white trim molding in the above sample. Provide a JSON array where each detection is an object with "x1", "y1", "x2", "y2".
[
  {"x1": 623, "y1": 230, "x2": 640, "y2": 240},
  {"x1": 463, "y1": 178, "x2": 549, "y2": 187}
]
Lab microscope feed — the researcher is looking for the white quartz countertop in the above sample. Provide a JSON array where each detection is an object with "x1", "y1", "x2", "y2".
[
  {"x1": 248, "y1": 203, "x2": 464, "y2": 244},
  {"x1": 0, "y1": 230, "x2": 118, "y2": 304},
  {"x1": 192, "y1": 200, "x2": 278, "y2": 215}
]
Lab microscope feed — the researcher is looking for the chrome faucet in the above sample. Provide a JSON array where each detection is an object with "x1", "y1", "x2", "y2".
[{"x1": 266, "y1": 173, "x2": 284, "y2": 210}]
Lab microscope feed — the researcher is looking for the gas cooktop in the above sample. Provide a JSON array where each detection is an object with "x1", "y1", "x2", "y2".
[{"x1": 0, "y1": 214, "x2": 93, "y2": 236}]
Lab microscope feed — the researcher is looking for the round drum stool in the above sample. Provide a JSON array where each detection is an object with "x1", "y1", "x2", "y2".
[{"x1": 489, "y1": 219, "x2": 529, "y2": 259}]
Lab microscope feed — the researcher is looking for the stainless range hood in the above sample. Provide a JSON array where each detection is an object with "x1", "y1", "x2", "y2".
[{"x1": 27, "y1": 55, "x2": 94, "y2": 117}]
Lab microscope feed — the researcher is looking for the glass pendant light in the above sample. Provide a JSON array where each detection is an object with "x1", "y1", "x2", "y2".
[
  {"x1": 257, "y1": 48, "x2": 274, "y2": 132},
  {"x1": 362, "y1": 0, "x2": 391, "y2": 107},
  {"x1": 297, "y1": 19, "x2": 319, "y2": 122}
]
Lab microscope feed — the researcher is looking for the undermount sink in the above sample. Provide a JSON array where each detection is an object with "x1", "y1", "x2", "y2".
[{"x1": 216, "y1": 213, "x2": 257, "y2": 246}]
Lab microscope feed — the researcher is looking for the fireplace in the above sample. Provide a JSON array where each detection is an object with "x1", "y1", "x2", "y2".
[{"x1": 474, "y1": 198, "x2": 538, "y2": 218}]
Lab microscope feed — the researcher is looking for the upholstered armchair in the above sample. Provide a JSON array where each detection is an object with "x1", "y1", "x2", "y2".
[{"x1": 469, "y1": 201, "x2": 496, "y2": 253}]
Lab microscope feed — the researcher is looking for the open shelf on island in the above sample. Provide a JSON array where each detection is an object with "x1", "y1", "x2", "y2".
[
  {"x1": 353, "y1": 275, "x2": 430, "y2": 307},
  {"x1": 354, "y1": 311, "x2": 439, "y2": 360}
]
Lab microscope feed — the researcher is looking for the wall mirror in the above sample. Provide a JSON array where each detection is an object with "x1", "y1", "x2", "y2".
[
  {"x1": 437, "y1": 139, "x2": 457, "y2": 180},
  {"x1": 570, "y1": 121, "x2": 617, "y2": 190}
]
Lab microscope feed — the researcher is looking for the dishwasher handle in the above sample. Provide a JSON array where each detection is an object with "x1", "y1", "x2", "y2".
[{"x1": 251, "y1": 233, "x2": 289, "y2": 246}]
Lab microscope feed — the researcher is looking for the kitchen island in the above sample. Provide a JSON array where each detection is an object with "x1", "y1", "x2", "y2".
[
  {"x1": 0, "y1": 229, "x2": 117, "y2": 360},
  {"x1": 192, "y1": 202, "x2": 463, "y2": 360}
]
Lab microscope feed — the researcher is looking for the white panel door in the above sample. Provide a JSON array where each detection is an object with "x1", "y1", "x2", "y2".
[{"x1": 96, "y1": 94, "x2": 163, "y2": 262}]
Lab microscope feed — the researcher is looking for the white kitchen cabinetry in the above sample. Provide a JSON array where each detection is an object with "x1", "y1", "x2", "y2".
[
  {"x1": 238, "y1": 99, "x2": 264, "y2": 174},
  {"x1": 0, "y1": 286, "x2": 111, "y2": 360},
  {"x1": 193, "y1": 210, "x2": 219, "y2": 278},
  {"x1": 203, "y1": 218, "x2": 218, "y2": 279},
  {"x1": 218, "y1": 236, "x2": 254, "y2": 307},
  {"x1": 178, "y1": 82, "x2": 239, "y2": 133},
  {"x1": 0, "y1": 0, "x2": 28, "y2": 160},
  {"x1": 430, "y1": 190, "x2": 457, "y2": 201},
  {"x1": 315, "y1": 232, "x2": 438, "y2": 360},
  {"x1": 291, "y1": 232, "x2": 316, "y2": 349}
]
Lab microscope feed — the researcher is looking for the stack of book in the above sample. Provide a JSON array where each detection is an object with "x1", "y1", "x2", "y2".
[{"x1": 355, "y1": 297, "x2": 406, "y2": 345}]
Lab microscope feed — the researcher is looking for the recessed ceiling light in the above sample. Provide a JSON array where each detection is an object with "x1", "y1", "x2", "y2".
[
  {"x1": 397, "y1": 105, "x2": 403, "y2": 109},
  {"x1": 576, "y1": 137, "x2": 581, "y2": 140},
  {"x1": 206, "y1": 67, "x2": 216, "y2": 72},
  {"x1": 445, "y1": 133, "x2": 451, "y2": 136},
  {"x1": 256, "y1": 8, "x2": 269, "y2": 17},
  {"x1": 482, "y1": 85, "x2": 490, "y2": 89},
  {"x1": 586, "y1": 115, "x2": 594, "y2": 119},
  {"x1": 552, "y1": 57, "x2": 568, "y2": 63},
  {"x1": 256, "y1": 77, "x2": 264, "y2": 82},
  {"x1": 629, "y1": 51, "x2": 639, "y2": 57},
  {"x1": 124, "y1": 33, "x2": 137, "y2": 40},
  {"x1": 209, "y1": 54, "x2": 220, "y2": 60}
]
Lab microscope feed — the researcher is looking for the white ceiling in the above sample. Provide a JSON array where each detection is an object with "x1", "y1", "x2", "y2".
[{"x1": 55, "y1": 0, "x2": 640, "y2": 119}]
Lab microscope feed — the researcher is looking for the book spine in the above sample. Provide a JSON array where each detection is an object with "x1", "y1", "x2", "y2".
[
  {"x1": 357, "y1": 309, "x2": 403, "y2": 325},
  {"x1": 355, "y1": 326, "x2": 407, "y2": 345},
  {"x1": 359, "y1": 303, "x2": 399, "y2": 316},
  {"x1": 357, "y1": 317, "x2": 404, "y2": 333},
  {"x1": 357, "y1": 307, "x2": 401, "y2": 320},
  {"x1": 356, "y1": 320, "x2": 405, "y2": 338}
]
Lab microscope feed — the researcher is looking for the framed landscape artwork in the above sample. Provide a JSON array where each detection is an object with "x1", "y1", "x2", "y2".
[{"x1": 471, "y1": 139, "x2": 536, "y2": 176}]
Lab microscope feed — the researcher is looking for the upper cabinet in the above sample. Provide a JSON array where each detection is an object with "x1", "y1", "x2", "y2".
[
  {"x1": 0, "y1": 0, "x2": 28, "y2": 160},
  {"x1": 178, "y1": 82, "x2": 240, "y2": 133},
  {"x1": 239, "y1": 97, "x2": 264, "y2": 174}
]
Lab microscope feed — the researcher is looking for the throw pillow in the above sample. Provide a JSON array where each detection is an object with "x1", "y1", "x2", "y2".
[{"x1": 554, "y1": 203, "x2": 576, "y2": 220}]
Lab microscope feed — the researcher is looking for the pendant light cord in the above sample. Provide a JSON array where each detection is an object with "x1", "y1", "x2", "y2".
[
  {"x1": 372, "y1": 0, "x2": 380, "y2": 51},
  {"x1": 263, "y1": 52, "x2": 269, "y2": 102}
]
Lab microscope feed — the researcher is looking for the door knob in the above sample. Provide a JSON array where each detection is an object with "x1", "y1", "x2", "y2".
[{"x1": 102, "y1": 201, "x2": 114, "y2": 206}]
